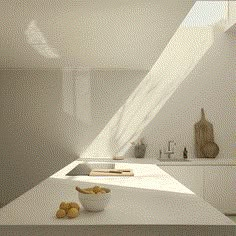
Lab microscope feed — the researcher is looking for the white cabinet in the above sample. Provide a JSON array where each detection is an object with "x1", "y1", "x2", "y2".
[
  {"x1": 159, "y1": 164, "x2": 236, "y2": 214},
  {"x1": 159, "y1": 166, "x2": 204, "y2": 197},
  {"x1": 204, "y1": 166, "x2": 236, "y2": 214}
]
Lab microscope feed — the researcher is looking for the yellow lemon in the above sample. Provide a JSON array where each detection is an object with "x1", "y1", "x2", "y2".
[
  {"x1": 56, "y1": 209, "x2": 66, "y2": 218},
  {"x1": 59, "y1": 202, "x2": 70, "y2": 213},
  {"x1": 70, "y1": 202, "x2": 80, "y2": 210},
  {"x1": 67, "y1": 207, "x2": 79, "y2": 218}
]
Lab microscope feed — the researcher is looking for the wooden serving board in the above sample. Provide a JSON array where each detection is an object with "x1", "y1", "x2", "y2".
[
  {"x1": 89, "y1": 169, "x2": 134, "y2": 176},
  {"x1": 194, "y1": 108, "x2": 214, "y2": 158}
]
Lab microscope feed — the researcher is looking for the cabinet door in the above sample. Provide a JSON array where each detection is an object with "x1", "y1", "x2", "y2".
[
  {"x1": 204, "y1": 166, "x2": 236, "y2": 214},
  {"x1": 159, "y1": 166, "x2": 204, "y2": 197}
]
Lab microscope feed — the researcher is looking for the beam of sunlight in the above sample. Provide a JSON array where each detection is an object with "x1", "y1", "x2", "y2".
[
  {"x1": 80, "y1": 2, "x2": 216, "y2": 158},
  {"x1": 25, "y1": 20, "x2": 59, "y2": 58},
  {"x1": 50, "y1": 161, "x2": 194, "y2": 195},
  {"x1": 62, "y1": 69, "x2": 92, "y2": 125}
]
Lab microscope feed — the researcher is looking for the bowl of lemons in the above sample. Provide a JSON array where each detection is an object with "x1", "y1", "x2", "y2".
[{"x1": 76, "y1": 186, "x2": 111, "y2": 212}]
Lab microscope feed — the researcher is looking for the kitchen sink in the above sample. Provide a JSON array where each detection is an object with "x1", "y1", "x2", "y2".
[
  {"x1": 66, "y1": 162, "x2": 115, "y2": 176},
  {"x1": 157, "y1": 159, "x2": 191, "y2": 162}
]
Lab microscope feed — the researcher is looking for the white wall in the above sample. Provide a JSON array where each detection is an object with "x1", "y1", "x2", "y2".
[
  {"x1": 141, "y1": 29, "x2": 235, "y2": 159},
  {"x1": 91, "y1": 70, "x2": 147, "y2": 135},
  {"x1": 0, "y1": 68, "x2": 146, "y2": 207},
  {"x1": 0, "y1": 0, "x2": 193, "y2": 69},
  {"x1": 229, "y1": 1, "x2": 236, "y2": 26}
]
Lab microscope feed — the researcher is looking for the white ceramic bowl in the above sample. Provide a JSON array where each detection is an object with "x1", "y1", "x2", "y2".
[{"x1": 78, "y1": 188, "x2": 111, "y2": 212}]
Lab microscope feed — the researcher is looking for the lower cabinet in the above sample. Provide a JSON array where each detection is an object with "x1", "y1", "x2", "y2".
[
  {"x1": 159, "y1": 165, "x2": 236, "y2": 214},
  {"x1": 204, "y1": 166, "x2": 236, "y2": 214},
  {"x1": 160, "y1": 166, "x2": 204, "y2": 197}
]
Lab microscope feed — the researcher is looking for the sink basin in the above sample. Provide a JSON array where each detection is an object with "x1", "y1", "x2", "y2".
[
  {"x1": 66, "y1": 162, "x2": 115, "y2": 176},
  {"x1": 157, "y1": 159, "x2": 191, "y2": 162}
]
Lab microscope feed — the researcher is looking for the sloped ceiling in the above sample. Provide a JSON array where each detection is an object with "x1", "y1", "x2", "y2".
[{"x1": 0, "y1": 0, "x2": 193, "y2": 69}]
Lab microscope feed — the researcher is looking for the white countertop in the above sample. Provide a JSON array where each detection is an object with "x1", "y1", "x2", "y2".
[
  {"x1": 77, "y1": 157, "x2": 236, "y2": 166},
  {"x1": 0, "y1": 160, "x2": 234, "y2": 227},
  {"x1": 156, "y1": 157, "x2": 236, "y2": 166}
]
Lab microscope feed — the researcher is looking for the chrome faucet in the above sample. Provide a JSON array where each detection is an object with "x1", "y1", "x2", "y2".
[{"x1": 164, "y1": 140, "x2": 175, "y2": 158}]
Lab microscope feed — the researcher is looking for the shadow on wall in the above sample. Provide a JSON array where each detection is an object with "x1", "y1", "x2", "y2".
[
  {"x1": 0, "y1": 68, "x2": 147, "y2": 207},
  {"x1": 0, "y1": 69, "x2": 92, "y2": 207}
]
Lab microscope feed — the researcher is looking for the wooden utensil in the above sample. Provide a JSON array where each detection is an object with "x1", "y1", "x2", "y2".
[{"x1": 194, "y1": 108, "x2": 214, "y2": 158}]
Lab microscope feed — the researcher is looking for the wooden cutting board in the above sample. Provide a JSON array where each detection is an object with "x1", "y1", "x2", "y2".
[
  {"x1": 89, "y1": 169, "x2": 134, "y2": 176},
  {"x1": 194, "y1": 108, "x2": 214, "y2": 158}
]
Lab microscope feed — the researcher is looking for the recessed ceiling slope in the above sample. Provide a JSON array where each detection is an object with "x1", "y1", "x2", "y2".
[{"x1": 0, "y1": 0, "x2": 194, "y2": 69}]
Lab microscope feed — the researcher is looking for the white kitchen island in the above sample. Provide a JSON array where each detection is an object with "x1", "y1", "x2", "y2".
[{"x1": 0, "y1": 159, "x2": 235, "y2": 236}]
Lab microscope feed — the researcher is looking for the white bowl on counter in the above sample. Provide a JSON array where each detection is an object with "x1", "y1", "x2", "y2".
[{"x1": 78, "y1": 188, "x2": 111, "y2": 212}]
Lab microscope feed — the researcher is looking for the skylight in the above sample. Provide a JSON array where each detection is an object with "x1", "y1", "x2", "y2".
[{"x1": 182, "y1": 1, "x2": 227, "y2": 27}]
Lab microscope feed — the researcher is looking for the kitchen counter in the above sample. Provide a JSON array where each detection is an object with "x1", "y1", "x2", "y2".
[
  {"x1": 0, "y1": 160, "x2": 235, "y2": 236},
  {"x1": 157, "y1": 157, "x2": 236, "y2": 166},
  {"x1": 79, "y1": 157, "x2": 236, "y2": 166}
]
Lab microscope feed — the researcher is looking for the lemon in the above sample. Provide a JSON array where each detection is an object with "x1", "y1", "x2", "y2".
[
  {"x1": 67, "y1": 207, "x2": 79, "y2": 218},
  {"x1": 70, "y1": 202, "x2": 80, "y2": 210},
  {"x1": 59, "y1": 202, "x2": 70, "y2": 213},
  {"x1": 56, "y1": 209, "x2": 66, "y2": 218}
]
